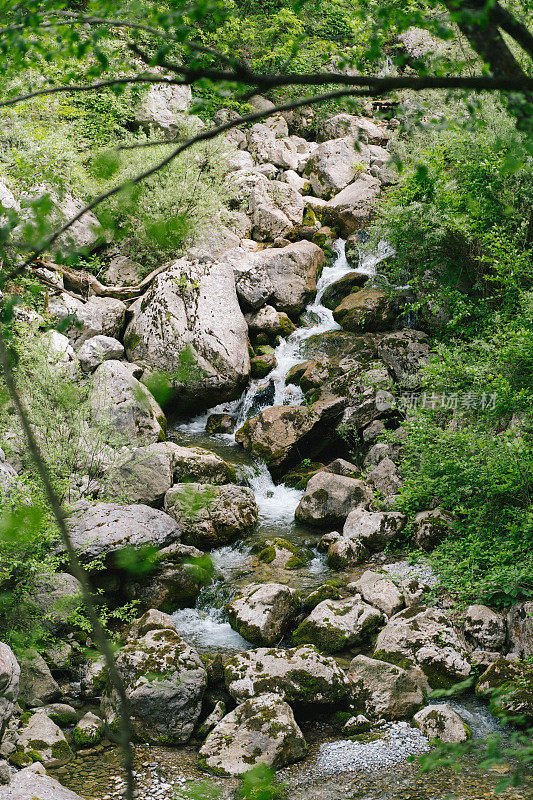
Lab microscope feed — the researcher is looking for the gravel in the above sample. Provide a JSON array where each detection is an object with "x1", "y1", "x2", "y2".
[{"x1": 314, "y1": 723, "x2": 430, "y2": 775}]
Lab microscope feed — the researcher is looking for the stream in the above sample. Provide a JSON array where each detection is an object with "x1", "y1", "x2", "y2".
[{"x1": 51, "y1": 238, "x2": 532, "y2": 800}]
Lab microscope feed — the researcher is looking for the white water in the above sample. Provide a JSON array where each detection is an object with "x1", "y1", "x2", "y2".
[{"x1": 171, "y1": 606, "x2": 253, "y2": 653}]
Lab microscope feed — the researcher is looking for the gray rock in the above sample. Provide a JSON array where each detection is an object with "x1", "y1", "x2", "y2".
[
  {"x1": 304, "y1": 136, "x2": 368, "y2": 199},
  {"x1": 353, "y1": 571, "x2": 404, "y2": 617},
  {"x1": 80, "y1": 657, "x2": 106, "y2": 700},
  {"x1": 373, "y1": 329, "x2": 430, "y2": 389},
  {"x1": 506, "y1": 601, "x2": 533, "y2": 659},
  {"x1": 89, "y1": 360, "x2": 166, "y2": 444},
  {"x1": 294, "y1": 598, "x2": 384, "y2": 652},
  {"x1": 40, "y1": 330, "x2": 75, "y2": 365},
  {"x1": 374, "y1": 607, "x2": 471, "y2": 688},
  {"x1": 295, "y1": 472, "x2": 373, "y2": 528},
  {"x1": 48, "y1": 294, "x2": 126, "y2": 347},
  {"x1": 31, "y1": 573, "x2": 82, "y2": 634},
  {"x1": 411, "y1": 509, "x2": 453, "y2": 551},
  {"x1": 0, "y1": 644, "x2": 19, "y2": 740},
  {"x1": 247, "y1": 124, "x2": 299, "y2": 171},
  {"x1": 66, "y1": 501, "x2": 180, "y2": 561},
  {"x1": 343, "y1": 508, "x2": 406, "y2": 552},
  {"x1": 366, "y1": 457, "x2": 402, "y2": 499},
  {"x1": 246, "y1": 306, "x2": 295, "y2": 337},
  {"x1": 197, "y1": 700, "x2": 226, "y2": 739},
  {"x1": 135, "y1": 84, "x2": 192, "y2": 133},
  {"x1": 17, "y1": 651, "x2": 59, "y2": 707},
  {"x1": 35, "y1": 704, "x2": 78, "y2": 727},
  {"x1": 226, "y1": 583, "x2": 299, "y2": 646},
  {"x1": 235, "y1": 240, "x2": 324, "y2": 316},
  {"x1": 324, "y1": 173, "x2": 381, "y2": 236},
  {"x1": 318, "y1": 114, "x2": 390, "y2": 145},
  {"x1": 348, "y1": 655, "x2": 424, "y2": 720},
  {"x1": 77, "y1": 335, "x2": 124, "y2": 373},
  {"x1": 249, "y1": 180, "x2": 304, "y2": 241},
  {"x1": 199, "y1": 693, "x2": 306, "y2": 776},
  {"x1": 326, "y1": 536, "x2": 369, "y2": 569},
  {"x1": 164, "y1": 483, "x2": 257, "y2": 549},
  {"x1": 414, "y1": 704, "x2": 470, "y2": 742},
  {"x1": 225, "y1": 645, "x2": 349, "y2": 704},
  {"x1": 0, "y1": 760, "x2": 9, "y2": 785},
  {"x1": 15, "y1": 713, "x2": 73, "y2": 765},
  {"x1": 104, "y1": 254, "x2": 143, "y2": 286},
  {"x1": 463, "y1": 605, "x2": 506, "y2": 652},
  {"x1": 102, "y1": 611, "x2": 206, "y2": 744},
  {"x1": 124, "y1": 259, "x2": 250, "y2": 414},
  {"x1": 0, "y1": 764, "x2": 84, "y2": 799}
]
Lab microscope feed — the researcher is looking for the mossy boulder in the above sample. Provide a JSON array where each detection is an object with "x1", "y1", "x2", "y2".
[
  {"x1": 476, "y1": 658, "x2": 533, "y2": 726},
  {"x1": 73, "y1": 712, "x2": 104, "y2": 748},
  {"x1": 251, "y1": 354, "x2": 277, "y2": 378},
  {"x1": 14, "y1": 712, "x2": 73, "y2": 766},
  {"x1": 226, "y1": 583, "x2": 300, "y2": 646},
  {"x1": 252, "y1": 538, "x2": 312, "y2": 571},
  {"x1": 321, "y1": 271, "x2": 370, "y2": 311},
  {"x1": 293, "y1": 598, "x2": 383, "y2": 653},
  {"x1": 413, "y1": 704, "x2": 471, "y2": 742},
  {"x1": 333, "y1": 288, "x2": 395, "y2": 332},
  {"x1": 302, "y1": 584, "x2": 341, "y2": 612}
]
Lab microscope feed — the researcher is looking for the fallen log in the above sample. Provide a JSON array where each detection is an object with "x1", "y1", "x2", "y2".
[{"x1": 32, "y1": 258, "x2": 169, "y2": 301}]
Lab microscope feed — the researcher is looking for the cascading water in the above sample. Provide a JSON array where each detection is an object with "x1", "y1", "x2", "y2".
[{"x1": 171, "y1": 236, "x2": 394, "y2": 647}]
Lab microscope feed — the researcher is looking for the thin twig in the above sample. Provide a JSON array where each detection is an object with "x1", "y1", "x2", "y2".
[{"x1": 0, "y1": 330, "x2": 136, "y2": 800}]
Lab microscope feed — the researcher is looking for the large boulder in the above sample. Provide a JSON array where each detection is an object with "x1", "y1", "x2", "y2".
[
  {"x1": 49, "y1": 294, "x2": 126, "y2": 347},
  {"x1": 348, "y1": 655, "x2": 424, "y2": 720},
  {"x1": 66, "y1": 501, "x2": 180, "y2": 562},
  {"x1": 224, "y1": 645, "x2": 349, "y2": 705},
  {"x1": 323, "y1": 174, "x2": 381, "y2": 236},
  {"x1": 135, "y1": 84, "x2": 192, "y2": 133},
  {"x1": 333, "y1": 288, "x2": 395, "y2": 332},
  {"x1": 246, "y1": 306, "x2": 295, "y2": 339},
  {"x1": 226, "y1": 583, "x2": 299, "y2": 646},
  {"x1": 0, "y1": 764, "x2": 84, "y2": 799},
  {"x1": 321, "y1": 270, "x2": 369, "y2": 310},
  {"x1": 124, "y1": 259, "x2": 250, "y2": 414},
  {"x1": 506, "y1": 601, "x2": 533, "y2": 659},
  {"x1": 13, "y1": 713, "x2": 73, "y2": 767},
  {"x1": 293, "y1": 598, "x2": 384, "y2": 652},
  {"x1": 295, "y1": 472, "x2": 372, "y2": 527},
  {"x1": 374, "y1": 607, "x2": 471, "y2": 688},
  {"x1": 413, "y1": 704, "x2": 471, "y2": 743},
  {"x1": 73, "y1": 712, "x2": 104, "y2": 748},
  {"x1": 17, "y1": 651, "x2": 59, "y2": 707},
  {"x1": 343, "y1": 508, "x2": 406, "y2": 552},
  {"x1": 77, "y1": 335, "x2": 124, "y2": 373},
  {"x1": 0, "y1": 644, "x2": 19, "y2": 740},
  {"x1": 463, "y1": 605, "x2": 506, "y2": 652},
  {"x1": 353, "y1": 571, "x2": 404, "y2": 617},
  {"x1": 372, "y1": 330, "x2": 430, "y2": 388},
  {"x1": 247, "y1": 123, "x2": 299, "y2": 171},
  {"x1": 199, "y1": 693, "x2": 307, "y2": 776},
  {"x1": 304, "y1": 137, "x2": 368, "y2": 199},
  {"x1": 164, "y1": 483, "x2": 257, "y2": 548},
  {"x1": 249, "y1": 180, "x2": 304, "y2": 241},
  {"x1": 234, "y1": 241, "x2": 325, "y2": 316},
  {"x1": 326, "y1": 536, "x2": 369, "y2": 570},
  {"x1": 366, "y1": 457, "x2": 402, "y2": 499},
  {"x1": 476, "y1": 658, "x2": 533, "y2": 725},
  {"x1": 318, "y1": 114, "x2": 390, "y2": 145},
  {"x1": 30, "y1": 573, "x2": 82, "y2": 634},
  {"x1": 235, "y1": 404, "x2": 331, "y2": 479},
  {"x1": 411, "y1": 509, "x2": 454, "y2": 551},
  {"x1": 102, "y1": 611, "x2": 206, "y2": 744},
  {"x1": 89, "y1": 360, "x2": 166, "y2": 444}
]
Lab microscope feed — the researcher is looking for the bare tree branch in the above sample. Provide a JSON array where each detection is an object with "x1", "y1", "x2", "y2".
[{"x1": 0, "y1": 329, "x2": 136, "y2": 800}]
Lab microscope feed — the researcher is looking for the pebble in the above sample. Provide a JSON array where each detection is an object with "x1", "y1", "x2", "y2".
[{"x1": 381, "y1": 559, "x2": 440, "y2": 588}]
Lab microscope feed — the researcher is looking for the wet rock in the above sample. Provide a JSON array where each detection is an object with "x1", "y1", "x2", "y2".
[
  {"x1": 374, "y1": 607, "x2": 471, "y2": 689},
  {"x1": 414, "y1": 704, "x2": 470, "y2": 742},
  {"x1": 333, "y1": 288, "x2": 394, "y2": 332},
  {"x1": 353, "y1": 570, "x2": 404, "y2": 617},
  {"x1": 326, "y1": 536, "x2": 369, "y2": 569},
  {"x1": 246, "y1": 305, "x2": 296, "y2": 338},
  {"x1": 323, "y1": 174, "x2": 381, "y2": 236},
  {"x1": 124, "y1": 259, "x2": 250, "y2": 415},
  {"x1": 463, "y1": 605, "x2": 506, "y2": 652},
  {"x1": 506, "y1": 600, "x2": 533, "y2": 659},
  {"x1": 30, "y1": 572, "x2": 82, "y2": 634},
  {"x1": 253, "y1": 538, "x2": 311, "y2": 570},
  {"x1": 321, "y1": 271, "x2": 370, "y2": 310},
  {"x1": 476, "y1": 657, "x2": 533, "y2": 725},
  {"x1": 235, "y1": 240, "x2": 324, "y2": 316},
  {"x1": 206, "y1": 413, "x2": 236, "y2": 434},
  {"x1": 49, "y1": 295, "x2": 126, "y2": 347},
  {"x1": 199, "y1": 693, "x2": 307, "y2": 776},
  {"x1": 249, "y1": 180, "x2": 304, "y2": 241},
  {"x1": 226, "y1": 583, "x2": 299, "y2": 646},
  {"x1": 89, "y1": 360, "x2": 166, "y2": 444},
  {"x1": 14, "y1": 713, "x2": 73, "y2": 766},
  {"x1": 295, "y1": 472, "x2": 373, "y2": 528},
  {"x1": 102, "y1": 611, "x2": 206, "y2": 744},
  {"x1": 225, "y1": 645, "x2": 350, "y2": 705},
  {"x1": 77, "y1": 335, "x2": 124, "y2": 373},
  {"x1": 73, "y1": 712, "x2": 104, "y2": 748},
  {"x1": 0, "y1": 643, "x2": 19, "y2": 740},
  {"x1": 304, "y1": 137, "x2": 368, "y2": 199},
  {"x1": 411, "y1": 509, "x2": 454, "y2": 551},
  {"x1": 366, "y1": 457, "x2": 402, "y2": 499},
  {"x1": 164, "y1": 483, "x2": 258, "y2": 549},
  {"x1": 17, "y1": 650, "x2": 60, "y2": 707},
  {"x1": 293, "y1": 598, "x2": 384, "y2": 652},
  {"x1": 348, "y1": 655, "x2": 424, "y2": 720},
  {"x1": 66, "y1": 501, "x2": 180, "y2": 562},
  {"x1": 0, "y1": 763, "x2": 84, "y2": 798},
  {"x1": 343, "y1": 508, "x2": 406, "y2": 552},
  {"x1": 251, "y1": 353, "x2": 276, "y2": 378}
]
